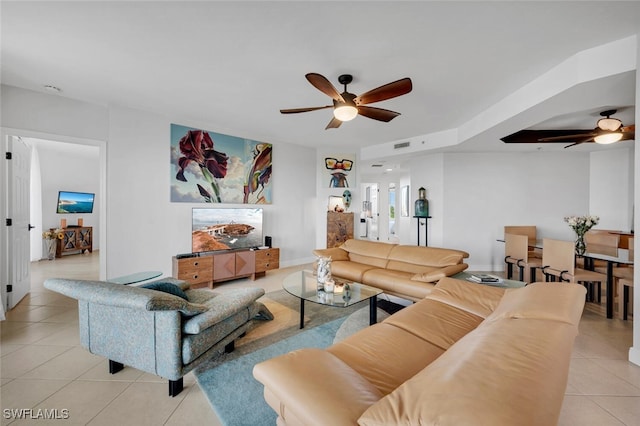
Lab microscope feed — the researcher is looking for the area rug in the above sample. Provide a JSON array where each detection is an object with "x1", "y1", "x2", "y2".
[{"x1": 193, "y1": 289, "x2": 394, "y2": 426}]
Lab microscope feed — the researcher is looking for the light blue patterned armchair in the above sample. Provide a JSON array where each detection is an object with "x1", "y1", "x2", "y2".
[{"x1": 44, "y1": 277, "x2": 271, "y2": 396}]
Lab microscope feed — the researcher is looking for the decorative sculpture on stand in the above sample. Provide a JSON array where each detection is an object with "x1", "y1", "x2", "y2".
[{"x1": 414, "y1": 187, "x2": 429, "y2": 217}]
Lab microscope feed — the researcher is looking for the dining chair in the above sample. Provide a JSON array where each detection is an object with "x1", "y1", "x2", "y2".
[
  {"x1": 615, "y1": 237, "x2": 634, "y2": 319},
  {"x1": 580, "y1": 231, "x2": 620, "y2": 273},
  {"x1": 504, "y1": 225, "x2": 541, "y2": 258},
  {"x1": 541, "y1": 238, "x2": 607, "y2": 303},
  {"x1": 504, "y1": 233, "x2": 542, "y2": 283}
]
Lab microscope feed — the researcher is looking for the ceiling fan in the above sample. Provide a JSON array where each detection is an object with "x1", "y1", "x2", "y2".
[
  {"x1": 280, "y1": 73, "x2": 412, "y2": 130},
  {"x1": 501, "y1": 109, "x2": 635, "y2": 148}
]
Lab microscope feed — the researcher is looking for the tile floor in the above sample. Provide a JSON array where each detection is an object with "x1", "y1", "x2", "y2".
[{"x1": 1, "y1": 253, "x2": 639, "y2": 425}]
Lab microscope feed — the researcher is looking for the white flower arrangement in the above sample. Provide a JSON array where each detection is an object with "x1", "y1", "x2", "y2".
[{"x1": 564, "y1": 215, "x2": 600, "y2": 236}]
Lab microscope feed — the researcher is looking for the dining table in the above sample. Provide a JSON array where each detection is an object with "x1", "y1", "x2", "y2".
[{"x1": 580, "y1": 244, "x2": 633, "y2": 318}]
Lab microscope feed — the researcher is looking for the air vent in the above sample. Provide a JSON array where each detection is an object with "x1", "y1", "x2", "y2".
[{"x1": 394, "y1": 141, "x2": 410, "y2": 149}]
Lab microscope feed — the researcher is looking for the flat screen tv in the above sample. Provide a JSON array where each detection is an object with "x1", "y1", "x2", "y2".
[
  {"x1": 192, "y1": 208, "x2": 263, "y2": 252},
  {"x1": 56, "y1": 191, "x2": 95, "y2": 214}
]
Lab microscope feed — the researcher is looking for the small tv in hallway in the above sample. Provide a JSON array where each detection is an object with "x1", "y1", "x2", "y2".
[{"x1": 56, "y1": 191, "x2": 95, "y2": 214}]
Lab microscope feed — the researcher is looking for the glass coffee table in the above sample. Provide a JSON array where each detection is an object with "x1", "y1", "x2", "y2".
[
  {"x1": 283, "y1": 270, "x2": 383, "y2": 329},
  {"x1": 107, "y1": 271, "x2": 163, "y2": 285}
]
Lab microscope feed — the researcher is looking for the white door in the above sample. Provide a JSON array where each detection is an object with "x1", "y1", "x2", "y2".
[{"x1": 5, "y1": 136, "x2": 32, "y2": 310}]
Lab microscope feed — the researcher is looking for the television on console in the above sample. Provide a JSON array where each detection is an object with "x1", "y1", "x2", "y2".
[
  {"x1": 56, "y1": 191, "x2": 95, "y2": 214},
  {"x1": 192, "y1": 208, "x2": 263, "y2": 253}
]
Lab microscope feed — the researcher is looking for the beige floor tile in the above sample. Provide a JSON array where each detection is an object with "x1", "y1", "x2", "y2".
[
  {"x1": 79, "y1": 360, "x2": 145, "y2": 382},
  {"x1": 0, "y1": 321, "x2": 32, "y2": 336},
  {"x1": 1, "y1": 345, "x2": 72, "y2": 379},
  {"x1": 1, "y1": 322, "x2": 67, "y2": 345},
  {"x1": 165, "y1": 383, "x2": 221, "y2": 426},
  {"x1": 558, "y1": 395, "x2": 625, "y2": 425},
  {"x1": 86, "y1": 382, "x2": 186, "y2": 426},
  {"x1": 0, "y1": 343, "x2": 24, "y2": 357},
  {"x1": 4, "y1": 306, "x2": 70, "y2": 323},
  {"x1": 34, "y1": 324, "x2": 81, "y2": 346},
  {"x1": 590, "y1": 396, "x2": 640, "y2": 426},
  {"x1": 590, "y1": 358, "x2": 640, "y2": 389},
  {"x1": 568, "y1": 358, "x2": 640, "y2": 396},
  {"x1": 20, "y1": 346, "x2": 103, "y2": 380},
  {"x1": 13, "y1": 380, "x2": 133, "y2": 426},
  {"x1": 0, "y1": 378, "x2": 71, "y2": 419}
]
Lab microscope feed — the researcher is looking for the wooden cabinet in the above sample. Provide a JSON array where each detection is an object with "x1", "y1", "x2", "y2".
[
  {"x1": 172, "y1": 256, "x2": 214, "y2": 288},
  {"x1": 56, "y1": 226, "x2": 93, "y2": 258},
  {"x1": 172, "y1": 247, "x2": 279, "y2": 288},
  {"x1": 213, "y1": 251, "x2": 255, "y2": 282},
  {"x1": 327, "y1": 212, "x2": 354, "y2": 248},
  {"x1": 255, "y1": 248, "x2": 279, "y2": 278}
]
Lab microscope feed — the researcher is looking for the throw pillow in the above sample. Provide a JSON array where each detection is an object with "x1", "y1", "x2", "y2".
[{"x1": 141, "y1": 282, "x2": 189, "y2": 300}]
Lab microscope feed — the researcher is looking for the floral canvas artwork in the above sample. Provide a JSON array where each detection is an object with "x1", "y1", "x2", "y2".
[{"x1": 171, "y1": 124, "x2": 272, "y2": 204}]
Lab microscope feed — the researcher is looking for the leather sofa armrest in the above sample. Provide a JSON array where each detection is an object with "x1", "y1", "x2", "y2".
[
  {"x1": 253, "y1": 348, "x2": 383, "y2": 425},
  {"x1": 411, "y1": 263, "x2": 469, "y2": 283},
  {"x1": 312, "y1": 247, "x2": 350, "y2": 261}
]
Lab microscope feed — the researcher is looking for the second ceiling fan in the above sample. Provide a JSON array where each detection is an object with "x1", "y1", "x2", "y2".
[
  {"x1": 502, "y1": 109, "x2": 635, "y2": 148},
  {"x1": 280, "y1": 73, "x2": 412, "y2": 130}
]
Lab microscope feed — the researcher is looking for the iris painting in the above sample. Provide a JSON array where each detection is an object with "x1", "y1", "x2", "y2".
[{"x1": 171, "y1": 124, "x2": 272, "y2": 204}]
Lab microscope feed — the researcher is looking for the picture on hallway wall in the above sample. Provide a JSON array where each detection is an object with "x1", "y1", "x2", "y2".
[
  {"x1": 170, "y1": 124, "x2": 272, "y2": 204},
  {"x1": 324, "y1": 154, "x2": 355, "y2": 188}
]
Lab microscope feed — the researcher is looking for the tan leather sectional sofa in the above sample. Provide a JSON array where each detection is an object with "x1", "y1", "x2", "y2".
[
  {"x1": 313, "y1": 238, "x2": 470, "y2": 302},
  {"x1": 253, "y1": 277, "x2": 586, "y2": 426}
]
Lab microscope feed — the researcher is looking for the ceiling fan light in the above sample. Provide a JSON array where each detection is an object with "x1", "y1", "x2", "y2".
[
  {"x1": 594, "y1": 132, "x2": 623, "y2": 144},
  {"x1": 333, "y1": 105, "x2": 358, "y2": 122},
  {"x1": 597, "y1": 117, "x2": 622, "y2": 131}
]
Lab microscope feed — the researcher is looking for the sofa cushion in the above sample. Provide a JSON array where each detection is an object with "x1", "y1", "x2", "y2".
[
  {"x1": 386, "y1": 245, "x2": 467, "y2": 273},
  {"x1": 330, "y1": 260, "x2": 378, "y2": 283},
  {"x1": 182, "y1": 287, "x2": 264, "y2": 334},
  {"x1": 358, "y1": 318, "x2": 579, "y2": 426},
  {"x1": 383, "y1": 297, "x2": 484, "y2": 351},
  {"x1": 361, "y1": 268, "x2": 436, "y2": 300},
  {"x1": 426, "y1": 277, "x2": 505, "y2": 318},
  {"x1": 484, "y1": 281, "x2": 586, "y2": 326},
  {"x1": 328, "y1": 323, "x2": 445, "y2": 396},
  {"x1": 340, "y1": 239, "x2": 396, "y2": 268},
  {"x1": 141, "y1": 282, "x2": 189, "y2": 300}
]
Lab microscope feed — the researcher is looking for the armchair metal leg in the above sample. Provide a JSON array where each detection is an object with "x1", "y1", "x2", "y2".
[
  {"x1": 109, "y1": 360, "x2": 124, "y2": 374},
  {"x1": 169, "y1": 378, "x2": 183, "y2": 397}
]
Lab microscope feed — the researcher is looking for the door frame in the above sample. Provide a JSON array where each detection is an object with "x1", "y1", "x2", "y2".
[{"x1": 1, "y1": 127, "x2": 107, "y2": 310}]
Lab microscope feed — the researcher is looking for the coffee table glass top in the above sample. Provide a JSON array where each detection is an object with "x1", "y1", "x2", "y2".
[
  {"x1": 283, "y1": 270, "x2": 382, "y2": 307},
  {"x1": 107, "y1": 271, "x2": 163, "y2": 285}
]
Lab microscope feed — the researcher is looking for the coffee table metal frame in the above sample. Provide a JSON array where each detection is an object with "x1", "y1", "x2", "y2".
[{"x1": 283, "y1": 270, "x2": 383, "y2": 329}]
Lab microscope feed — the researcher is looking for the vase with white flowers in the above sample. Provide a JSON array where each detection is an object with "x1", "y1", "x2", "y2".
[{"x1": 564, "y1": 215, "x2": 599, "y2": 255}]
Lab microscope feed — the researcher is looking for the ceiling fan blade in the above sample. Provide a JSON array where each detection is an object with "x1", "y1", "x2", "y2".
[
  {"x1": 306, "y1": 73, "x2": 344, "y2": 102},
  {"x1": 621, "y1": 125, "x2": 635, "y2": 140},
  {"x1": 538, "y1": 131, "x2": 597, "y2": 142},
  {"x1": 325, "y1": 116, "x2": 342, "y2": 130},
  {"x1": 357, "y1": 106, "x2": 401, "y2": 122},
  {"x1": 280, "y1": 105, "x2": 333, "y2": 114},
  {"x1": 564, "y1": 136, "x2": 596, "y2": 149},
  {"x1": 354, "y1": 78, "x2": 412, "y2": 105}
]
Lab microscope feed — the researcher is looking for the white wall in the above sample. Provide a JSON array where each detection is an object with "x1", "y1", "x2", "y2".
[
  {"x1": 34, "y1": 142, "x2": 100, "y2": 255},
  {"x1": 590, "y1": 148, "x2": 634, "y2": 231},
  {"x1": 107, "y1": 106, "x2": 318, "y2": 278},
  {"x1": 29, "y1": 147, "x2": 43, "y2": 260},
  {"x1": 409, "y1": 154, "x2": 444, "y2": 246}
]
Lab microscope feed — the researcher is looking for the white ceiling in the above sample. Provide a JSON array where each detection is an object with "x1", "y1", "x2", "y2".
[{"x1": 2, "y1": 1, "x2": 639, "y2": 161}]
